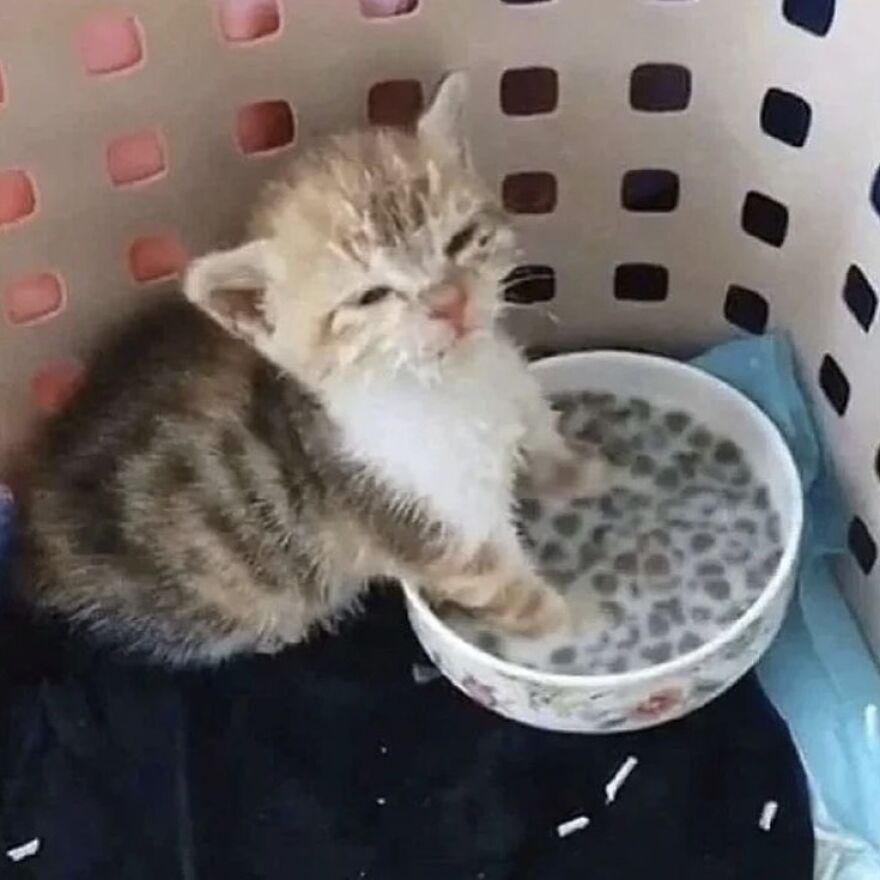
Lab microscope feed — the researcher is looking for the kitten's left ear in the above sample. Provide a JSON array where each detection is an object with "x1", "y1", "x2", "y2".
[
  {"x1": 183, "y1": 239, "x2": 286, "y2": 346},
  {"x1": 418, "y1": 71, "x2": 470, "y2": 166}
]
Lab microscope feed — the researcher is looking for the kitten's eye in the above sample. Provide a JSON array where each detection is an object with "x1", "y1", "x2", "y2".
[
  {"x1": 357, "y1": 286, "x2": 394, "y2": 306},
  {"x1": 445, "y1": 222, "x2": 479, "y2": 259}
]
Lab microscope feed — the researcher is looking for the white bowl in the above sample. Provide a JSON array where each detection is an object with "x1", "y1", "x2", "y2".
[{"x1": 404, "y1": 351, "x2": 804, "y2": 733}]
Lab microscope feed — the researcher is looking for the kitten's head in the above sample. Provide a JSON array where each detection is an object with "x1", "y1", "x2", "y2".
[{"x1": 184, "y1": 73, "x2": 516, "y2": 387}]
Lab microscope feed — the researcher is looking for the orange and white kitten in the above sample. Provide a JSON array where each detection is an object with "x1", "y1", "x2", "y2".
[{"x1": 17, "y1": 74, "x2": 601, "y2": 664}]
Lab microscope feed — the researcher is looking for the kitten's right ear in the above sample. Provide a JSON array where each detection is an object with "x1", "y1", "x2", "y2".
[
  {"x1": 418, "y1": 71, "x2": 470, "y2": 166},
  {"x1": 183, "y1": 240, "x2": 286, "y2": 345}
]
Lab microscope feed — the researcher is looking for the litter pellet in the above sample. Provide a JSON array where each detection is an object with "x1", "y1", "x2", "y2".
[
  {"x1": 376, "y1": 797, "x2": 386, "y2": 806},
  {"x1": 556, "y1": 815, "x2": 590, "y2": 838},
  {"x1": 6, "y1": 838, "x2": 40, "y2": 863},
  {"x1": 379, "y1": 744, "x2": 388, "y2": 755},
  {"x1": 411, "y1": 662, "x2": 442, "y2": 685},
  {"x1": 605, "y1": 755, "x2": 639, "y2": 804},
  {"x1": 758, "y1": 801, "x2": 779, "y2": 832}
]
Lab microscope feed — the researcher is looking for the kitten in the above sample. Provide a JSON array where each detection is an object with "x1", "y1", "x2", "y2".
[{"x1": 14, "y1": 74, "x2": 602, "y2": 665}]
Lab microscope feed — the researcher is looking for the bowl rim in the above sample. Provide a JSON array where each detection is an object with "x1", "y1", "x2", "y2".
[{"x1": 403, "y1": 349, "x2": 805, "y2": 690}]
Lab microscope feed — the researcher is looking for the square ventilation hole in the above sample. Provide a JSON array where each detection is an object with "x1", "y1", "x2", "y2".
[
  {"x1": 503, "y1": 265, "x2": 556, "y2": 303},
  {"x1": 236, "y1": 100, "x2": 295, "y2": 154},
  {"x1": 724, "y1": 285, "x2": 769, "y2": 335},
  {"x1": 848, "y1": 516, "x2": 877, "y2": 575},
  {"x1": 128, "y1": 235, "x2": 187, "y2": 284},
  {"x1": 630, "y1": 64, "x2": 691, "y2": 112},
  {"x1": 843, "y1": 265, "x2": 877, "y2": 332},
  {"x1": 621, "y1": 169, "x2": 679, "y2": 212},
  {"x1": 742, "y1": 191, "x2": 789, "y2": 247},
  {"x1": 3, "y1": 271, "x2": 64, "y2": 326},
  {"x1": 360, "y1": 0, "x2": 419, "y2": 17},
  {"x1": 761, "y1": 88, "x2": 812, "y2": 147},
  {"x1": 368, "y1": 80, "x2": 424, "y2": 127},
  {"x1": 818, "y1": 354, "x2": 850, "y2": 416},
  {"x1": 106, "y1": 129, "x2": 167, "y2": 186},
  {"x1": 218, "y1": 0, "x2": 281, "y2": 42},
  {"x1": 782, "y1": 0, "x2": 835, "y2": 36},
  {"x1": 501, "y1": 67, "x2": 559, "y2": 116},
  {"x1": 502, "y1": 172, "x2": 557, "y2": 214},
  {"x1": 78, "y1": 13, "x2": 145, "y2": 75},
  {"x1": 0, "y1": 170, "x2": 37, "y2": 227},
  {"x1": 614, "y1": 264, "x2": 669, "y2": 302}
]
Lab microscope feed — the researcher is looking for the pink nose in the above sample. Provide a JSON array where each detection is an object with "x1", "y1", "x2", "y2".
[{"x1": 426, "y1": 282, "x2": 469, "y2": 338}]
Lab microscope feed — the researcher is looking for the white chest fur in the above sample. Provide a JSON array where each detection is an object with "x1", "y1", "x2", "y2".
[{"x1": 324, "y1": 341, "x2": 530, "y2": 547}]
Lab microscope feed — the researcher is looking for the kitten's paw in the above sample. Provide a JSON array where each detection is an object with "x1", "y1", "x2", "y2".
[
  {"x1": 488, "y1": 577, "x2": 572, "y2": 638},
  {"x1": 565, "y1": 446, "x2": 608, "y2": 499},
  {"x1": 525, "y1": 443, "x2": 608, "y2": 501}
]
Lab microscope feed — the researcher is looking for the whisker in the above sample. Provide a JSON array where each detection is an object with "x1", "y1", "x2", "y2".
[
  {"x1": 500, "y1": 282, "x2": 556, "y2": 295},
  {"x1": 500, "y1": 301, "x2": 561, "y2": 326},
  {"x1": 500, "y1": 271, "x2": 556, "y2": 288},
  {"x1": 500, "y1": 282, "x2": 556, "y2": 294},
  {"x1": 541, "y1": 306, "x2": 561, "y2": 326}
]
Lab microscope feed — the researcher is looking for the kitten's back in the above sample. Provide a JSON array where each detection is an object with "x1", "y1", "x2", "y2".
[{"x1": 16, "y1": 299, "x2": 335, "y2": 663}]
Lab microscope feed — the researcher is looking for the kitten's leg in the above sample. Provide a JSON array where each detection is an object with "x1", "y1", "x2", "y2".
[
  {"x1": 518, "y1": 380, "x2": 606, "y2": 499},
  {"x1": 424, "y1": 542, "x2": 571, "y2": 636}
]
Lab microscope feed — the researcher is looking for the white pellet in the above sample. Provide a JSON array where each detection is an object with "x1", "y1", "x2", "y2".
[
  {"x1": 411, "y1": 663, "x2": 442, "y2": 685},
  {"x1": 6, "y1": 838, "x2": 40, "y2": 862},
  {"x1": 759, "y1": 801, "x2": 779, "y2": 832},
  {"x1": 556, "y1": 815, "x2": 590, "y2": 838},
  {"x1": 605, "y1": 756, "x2": 639, "y2": 804}
]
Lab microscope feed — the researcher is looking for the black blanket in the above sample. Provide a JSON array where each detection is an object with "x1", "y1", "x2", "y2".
[{"x1": 0, "y1": 580, "x2": 813, "y2": 880}]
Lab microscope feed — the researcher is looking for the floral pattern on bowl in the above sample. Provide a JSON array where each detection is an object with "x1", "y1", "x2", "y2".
[{"x1": 406, "y1": 569, "x2": 793, "y2": 732}]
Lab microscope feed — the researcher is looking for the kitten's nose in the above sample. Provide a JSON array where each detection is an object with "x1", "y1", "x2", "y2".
[{"x1": 425, "y1": 281, "x2": 469, "y2": 338}]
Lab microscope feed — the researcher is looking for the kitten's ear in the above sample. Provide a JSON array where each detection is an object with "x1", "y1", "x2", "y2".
[
  {"x1": 418, "y1": 71, "x2": 470, "y2": 165},
  {"x1": 183, "y1": 240, "x2": 286, "y2": 345}
]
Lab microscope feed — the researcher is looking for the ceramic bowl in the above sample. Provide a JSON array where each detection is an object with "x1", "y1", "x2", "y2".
[{"x1": 403, "y1": 351, "x2": 803, "y2": 733}]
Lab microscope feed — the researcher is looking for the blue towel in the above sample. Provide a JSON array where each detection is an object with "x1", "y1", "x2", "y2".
[{"x1": 692, "y1": 335, "x2": 880, "y2": 873}]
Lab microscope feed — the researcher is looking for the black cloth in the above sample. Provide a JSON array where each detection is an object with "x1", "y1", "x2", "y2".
[{"x1": 0, "y1": 581, "x2": 814, "y2": 880}]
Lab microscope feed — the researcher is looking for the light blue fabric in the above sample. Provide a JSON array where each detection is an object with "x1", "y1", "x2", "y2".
[{"x1": 691, "y1": 335, "x2": 880, "y2": 876}]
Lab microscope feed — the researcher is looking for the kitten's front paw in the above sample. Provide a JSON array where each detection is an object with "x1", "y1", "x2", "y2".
[
  {"x1": 525, "y1": 443, "x2": 607, "y2": 501},
  {"x1": 488, "y1": 577, "x2": 572, "y2": 638}
]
